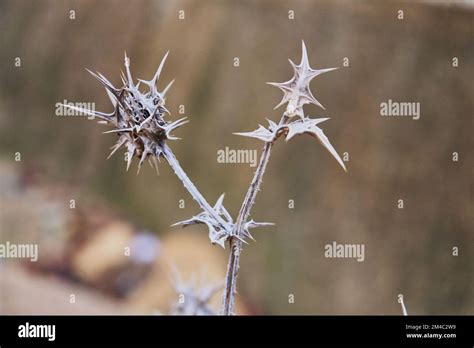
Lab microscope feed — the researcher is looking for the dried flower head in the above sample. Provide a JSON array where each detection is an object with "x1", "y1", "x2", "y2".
[{"x1": 63, "y1": 51, "x2": 187, "y2": 173}]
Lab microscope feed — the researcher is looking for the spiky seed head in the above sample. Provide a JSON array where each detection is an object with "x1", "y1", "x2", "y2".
[{"x1": 65, "y1": 51, "x2": 187, "y2": 173}]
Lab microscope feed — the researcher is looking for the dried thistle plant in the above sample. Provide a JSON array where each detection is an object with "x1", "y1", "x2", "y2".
[{"x1": 64, "y1": 41, "x2": 345, "y2": 316}]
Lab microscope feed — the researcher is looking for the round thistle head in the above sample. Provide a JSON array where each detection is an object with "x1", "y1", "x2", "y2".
[{"x1": 69, "y1": 51, "x2": 188, "y2": 173}]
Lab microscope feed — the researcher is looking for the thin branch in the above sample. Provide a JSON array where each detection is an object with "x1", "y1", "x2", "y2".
[{"x1": 160, "y1": 141, "x2": 231, "y2": 233}]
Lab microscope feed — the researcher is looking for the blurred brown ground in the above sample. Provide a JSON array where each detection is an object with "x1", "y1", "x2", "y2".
[
  {"x1": 0, "y1": 162, "x2": 248, "y2": 314},
  {"x1": 0, "y1": 0, "x2": 472, "y2": 314}
]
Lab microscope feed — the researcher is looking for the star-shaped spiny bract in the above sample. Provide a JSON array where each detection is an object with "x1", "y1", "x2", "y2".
[{"x1": 267, "y1": 40, "x2": 337, "y2": 118}]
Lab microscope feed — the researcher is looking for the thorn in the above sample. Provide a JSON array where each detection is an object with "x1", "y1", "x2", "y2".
[
  {"x1": 151, "y1": 50, "x2": 170, "y2": 88},
  {"x1": 105, "y1": 88, "x2": 117, "y2": 107},
  {"x1": 151, "y1": 156, "x2": 160, "y2": 175},
  {"x1": 126, "y1": 145, "x2": 135, "y2": 171},
  {"x1": 120, "y1": 70, "x2": 127, "y2": 85},
  {"x1": 102, "y1": 127, "x2": 135, "y2": 134},
  {"x1": 161, "y1": 104, "x2": 171, "y2": 115},
  {"x1": 137, "y1": 150, "x2": 148, "y2": 175},
  {"x1": 162, "y1": 79, "x2": 175, "y2": 96},
  {"x1": 301, "y1": 40, "x2": 307, "y2": 64}
]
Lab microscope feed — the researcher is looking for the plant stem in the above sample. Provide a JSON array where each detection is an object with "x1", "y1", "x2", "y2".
[
  {"x1": 221, "y1": 141, "x2": 274, "y2": 315},
  {"x1": 160, "y1": 141, "x2": 230, "y2": 232},
  {"x1": 221, "y1": 114, "x2": 289, "y2": 315}
]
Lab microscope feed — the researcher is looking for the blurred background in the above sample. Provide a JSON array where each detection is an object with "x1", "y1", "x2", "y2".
[{"x1": 0, "y1": 0, "x2": 472, "y2": 315}]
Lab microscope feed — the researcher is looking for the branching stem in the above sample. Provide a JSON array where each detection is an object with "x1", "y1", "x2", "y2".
[
  {"x1": 221, "y1": 115, "x2": 289, "y2": 315},
  {"x1": 221, "y1": 141, "x2": 273, "y2": 315}
]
